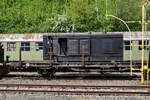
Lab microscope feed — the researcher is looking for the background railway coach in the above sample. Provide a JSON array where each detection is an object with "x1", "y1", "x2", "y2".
[{"x1": 0, "y1": 34, "x2": 43, "y2": 61}]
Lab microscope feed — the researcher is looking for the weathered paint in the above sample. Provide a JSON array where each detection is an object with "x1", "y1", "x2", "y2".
[
  {"x1": 123, "y1": 32, "x2": 150, "y2": 40},
  {"x1": 0, "y1": 34, "x2": 43, "y2": 42},
  {"x1": 0, "y1": 32, "x2": 150, "y2": 42}
]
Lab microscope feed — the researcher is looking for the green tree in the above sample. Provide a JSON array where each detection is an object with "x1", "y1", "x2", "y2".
[
  {"x1": 67, "y1": 0, "x2": 101, "y2": 32},
  {"x1": 0, "y1": 0, "x2": 148, "y2": 33}
]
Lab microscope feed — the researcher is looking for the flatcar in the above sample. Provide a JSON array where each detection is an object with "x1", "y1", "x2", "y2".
[{"x1": 36, "y1": 33, "x2": 123, "y2": 77}]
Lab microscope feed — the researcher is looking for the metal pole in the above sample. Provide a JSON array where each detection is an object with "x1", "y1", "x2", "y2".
[
  {"x1": 49, "y1": 47, "x2": 52, "y2": 66},
  {"x1": 141, "y1": 4, "x2": 147, "y2": 84},
  {"x1": 106, "y1": 15, "x2": 132, "y2": 75},
  {"x1": 19, "y1": 47, "x2": 22, "y2": 67},
  {"x1": 82, "y1": 46, "x2": 85, "y2": 66}
]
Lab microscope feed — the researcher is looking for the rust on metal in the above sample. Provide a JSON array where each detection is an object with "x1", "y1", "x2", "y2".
[
  {"x1": 0, "y1": 32, "x2": 150, "y2": 42},
  {"x1": 0, "y1": 84, "x2": 149, "y2": 95},
  {"x1": 0, "y1": 34, "x2": 43, "y2": 42},
  {"x1": 82, "y1": 46, "x2": 85, "y2": 66},
  {"x1": 19, "y1": 47, "x2": 22, "y2": 67},
  {"x1": 0, "y1": 90, "x2": 149, "y2": 95},
  {"x1": 0, "y1": 84, "x2": 149, "y2": 89},
  {"x1": 49, "y1": 47, "x2": 52, "y2": 66}
]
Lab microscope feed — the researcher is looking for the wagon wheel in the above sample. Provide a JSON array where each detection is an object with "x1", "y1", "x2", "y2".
[
  {"x1": 46, "y1": 68, "x2": 56, "y2": 80},
  {"x1": 46, "y1": 72, "x2": 53, "y2": 80}
]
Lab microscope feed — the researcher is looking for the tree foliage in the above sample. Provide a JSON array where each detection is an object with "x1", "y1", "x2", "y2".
[{"x1": 0, "y1": 0, "x2": 148, "y2": 33}]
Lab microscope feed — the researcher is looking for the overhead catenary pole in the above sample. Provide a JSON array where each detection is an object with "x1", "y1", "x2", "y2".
[
  {"x1": 106, "y1": 14, "x2": 133, "y2": 76},
  {"x1": 105, "y1": 0, "x2": 133, "y2": 76},
  {"x1": 141, "y1": 5, "x2": 145, "y2": 84}
]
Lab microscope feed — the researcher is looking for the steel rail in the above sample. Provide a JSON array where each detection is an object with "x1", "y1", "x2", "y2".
[
  {"x1": 0, "y1": 84, "x2": 149, "y2": 89},
  {"x1": 0, "y1": 89, "x2": 149, "y2": 95}
]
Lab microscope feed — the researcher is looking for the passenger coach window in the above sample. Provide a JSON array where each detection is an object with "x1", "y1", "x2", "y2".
[
  {"x1": 21, "y1": 42, "x2": 30, "y2": 51},
  {"x1": 7, "y1": 42, "x2": 16, "y2": 51},
  {"x1": 139, "y1": 40, "x2": 149, "y2": 50},
  {"x1": 35, "y1": 42, "x2": 43, "y2": 51},
  {"x1": 124, "y1": 41, "x2": 131, "y2": 50}
]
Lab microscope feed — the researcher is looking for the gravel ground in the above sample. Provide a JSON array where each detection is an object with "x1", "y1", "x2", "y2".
[
  {"x1": 0, "y1": 94, "x2": 149, "y2": 100},
  {"x1": 0, "y1": 72, "x2": 149, "y2": 100},
  {"x1": 0, "y1": 79, "x2": 142, "y2": 86},
  {"x1": 0, "y1": 72, "x2": 144, "y2": 86}
]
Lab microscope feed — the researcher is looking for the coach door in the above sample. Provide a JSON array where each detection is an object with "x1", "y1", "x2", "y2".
[
  {"x1": 67, "y1": 38, "x2": 90, "y2": 61},
  {"x1": 67, "y1": 39, "x2": 79, "y2": 55}
]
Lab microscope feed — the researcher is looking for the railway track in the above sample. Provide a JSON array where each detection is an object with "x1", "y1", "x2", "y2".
[{"x1": 0, "y1": 84, "x2": 149, "y2": 95}]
